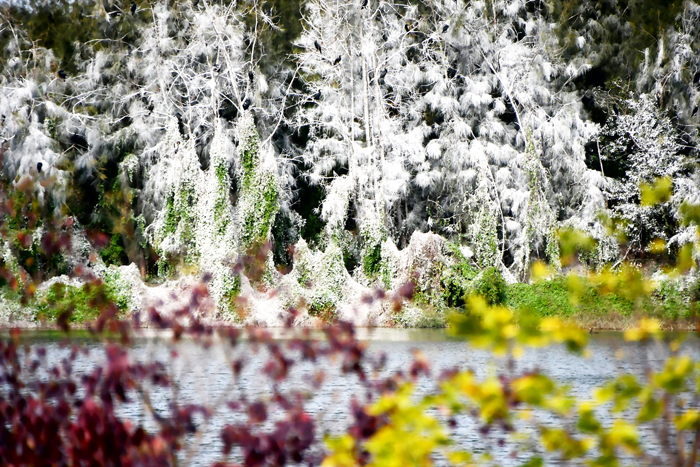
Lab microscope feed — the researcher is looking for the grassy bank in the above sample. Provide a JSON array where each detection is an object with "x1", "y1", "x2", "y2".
[
  {"x1": 0, "y1": 277, "x2": 130, "y2": 327},
  {"x1": 505, "y1": 277, "x2": 699, "y2": 331},
  {"x1": 2, "y1": 271, "x2": 698, "y2": 331}
]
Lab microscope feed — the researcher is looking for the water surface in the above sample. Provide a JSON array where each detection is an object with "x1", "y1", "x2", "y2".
[{"x1": 9, "y1": 329, "x2": 697, "y2": 466}]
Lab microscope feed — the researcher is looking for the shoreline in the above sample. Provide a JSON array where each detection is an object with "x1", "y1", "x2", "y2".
[{"x1": 1, "y1": 316, "x2": 697, "y2": 334}]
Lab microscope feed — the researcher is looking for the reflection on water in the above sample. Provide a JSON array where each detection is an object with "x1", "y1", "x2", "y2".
[{"x1": 10, "y1": 329, "x2": 699, "y2": 466}]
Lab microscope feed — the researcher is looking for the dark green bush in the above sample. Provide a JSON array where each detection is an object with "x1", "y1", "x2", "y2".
[
  {"x1": 503, "y1": 276, "x2": 671, "y2": 321},
  {"x1": 36, "y1": 282, "x2": 115, "y2": 324},
  {"x1": 692, "y1": 276, "x2": 700, "y2": 303},
  {"x1": 506, "y1": 279, "x2": 572, "y2": 317},
  {"x1": 473, "y1": 267, "x2": 506, "y2": 305},
  {"x1": 99, "y1": 234, "x2": 128, "y2": 266},
  {"x1": 441, "y1": 265, "x2": 477, "y2": 308},
  {"x1": 652, "y1": 279, "x2": 697, "y2": 321},
  {"x1": 440, "y1": 244, "x2": 478, "y2": 308},
  {"x1": 362, "y1": 244, "x2": 382, "y2": 277}
]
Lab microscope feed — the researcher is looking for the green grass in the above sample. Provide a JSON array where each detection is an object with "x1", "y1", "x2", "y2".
[
  {"x1": 506, "y1": 277, "x2": 636, "y2": 317},
  {"x1": 505, "y1": 276, "x2": 698, "y2": 329},
  {"x1": 31, "y1": 277, "x2": 132, "y2": 325},
  {"x1": 35, "y1": 282, "x2": 109, "y2": 323}
]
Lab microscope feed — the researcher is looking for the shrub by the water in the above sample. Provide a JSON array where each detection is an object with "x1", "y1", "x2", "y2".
[
  {"x1": 36, "y1": 282, "x2": 104, "y2": 323},
  {"x1": 472, "y1": 266, "x2": 507, "y2": 305},
  {"x1": 506, "y1": 275, "x2": 698, "y2": 327},
  {"x1": 440, "y1": 245, "x2": 478, "y2": 308},
  {"x1": 506, "y1": 277, "x2": 637, "y2": 318}
]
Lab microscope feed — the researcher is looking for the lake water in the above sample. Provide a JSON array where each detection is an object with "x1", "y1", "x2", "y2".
[{"x1": 8, "y1": 329, "x2": 697, "y2": 466}]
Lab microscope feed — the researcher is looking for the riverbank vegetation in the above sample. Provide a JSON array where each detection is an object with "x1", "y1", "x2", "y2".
[{"x1": 506, "y1": 276, "x2": 700, "y2": 330}]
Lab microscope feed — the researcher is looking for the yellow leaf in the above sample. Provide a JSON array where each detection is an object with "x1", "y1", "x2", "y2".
[
  {"x1": 624, "y1": 318, "x2": 661, "y2": 342},
  {"x1": 654, "y1": 356, "x2": 694, "y2": 393},
  {"x1": 640, "y1": 176, "x2": 672, "y2": 206},
  {"x1": 513, "y1": 345, "x2": 524, "y2": 359},
  {"x1": 608, "y1": 420, "x2": 639, "y2": 452},
  {"x1": 649, "y1": 238, "x2": 666, "y2": 254},
  {"x1": 675, "y1": 410, "x2": 700, "y2": 431},
  {"x1": 322, "y1": 435, "x2": 358, "y2": 467},
  {"x1": 447, "y1": 451, "x2": 474, "y2": 466},
  {"x1": 531, "y1": 261, "x2": 552, "y2": 282}
]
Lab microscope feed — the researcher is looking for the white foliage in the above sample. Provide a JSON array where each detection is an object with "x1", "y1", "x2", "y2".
[
  {"x1": 321, "y1": 175, "x2": 354, "y2": 234},
  {"x1": 601, "y1": 94, "x2": 700, "y2": 251}
]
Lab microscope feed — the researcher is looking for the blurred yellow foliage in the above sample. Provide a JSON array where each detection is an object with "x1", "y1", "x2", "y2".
[{"x1": 640, "y1": 176, "x2": 672, "y2": 206}]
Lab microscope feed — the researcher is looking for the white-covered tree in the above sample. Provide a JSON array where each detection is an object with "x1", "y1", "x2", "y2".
[
  {"x1": 1, "y1": 0, "x2": 289, "y2": 314},
  {"x1": 599, "y1": 93, "x2": 700, "y2": 254},
  {"x1": 295, "y1": 0, "x2": 600, "y2": 280}
]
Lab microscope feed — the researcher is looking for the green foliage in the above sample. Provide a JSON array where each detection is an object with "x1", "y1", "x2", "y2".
[
  {"x1": 408, "y1": 307, "x2": 447, "y2": 329},
  {"x1": 66, "y1": 148, "x2": 147, "y2": 273},
  {"x1": 692, "y1": 277, "x2": 700, "y2": 303},
  {"x1": 156, "y1": 174, "x2": 199, "y2": 275},
  {"x1": 652, "y1": 279, "x2": 698, "y2": 322},
  {"x1": 14, "y1": 238, "x2": 67, "y2": 278},
  {"x1": 1, "y1": 177, "x2": 69, "y2": 283},
  {"x1": 440, "y1": 245, "x2": 478, "y2": 308},
  {"x1": 552, "y1": 0, "x2": 685, "y2": 83},
  {"x1": 219, "y1": 273, "x2": 241, "y2": 317},
  {"x1": 358, "y1": 212, "x2": 386, "y2": 283},
  {"x1": 176, "y1": 183, "x2": 198, "y2": 248},
  {"x1": 292, "y1": 239, "x2": 345, "y2": 322},
  {"x1": 99, "y1": 234, "x2": 128, "y2": 266},
  {"x1": 306, "y1": 242, "x2": 345, "y2": 320},
  {"x1": 157, "y1": 260, "x2": 173, "y2": 279},
  {"x1": 440, "y1": 274, "x2": 469, "y2": 308},
  {"x1": 163, "y1": 194, "x2": 178, "y2": 237},
  {"x1": 237, "y1": 115, "x2": 280, "y2": 252},
  {"x1": 507, "y1": 278, "x2": 575, "y2": 317},
  {"x1": 468, "y1": 179, "x2": 500, "y2": 269},
  {"x1": 214, "y1": 163, "x2": 231, "y2": 231},
  {"x1": 327, "y1": 211, "x2": 700, "y2": 465},
  {"x1": 505, "y1": 273, "x2": 698, "y2": 326},
  {"x1": 307, "y1": 302, "x2": 338, "y2": 322},
  {"x1": 472, "y1": 267, "x2": 506, "y2": 306},
  {"x1": 362, "y1": 243, "x2": 381, "y2": 277},
  {"x1": 239, "y1": 119, "x2": 261, "y2": 191},
  {"x1": 506, "y1": 277, "x2": 636, "y2": 318},
  {"x1": 35, "y1": 281, "x2": 125, "y2": 324},
  {"x1": 31, "y1": 265, "x2": 137, "y2": 324},
  {"x1": 240, "y1": 176, "x2": 279, "y2": 249}
]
